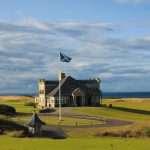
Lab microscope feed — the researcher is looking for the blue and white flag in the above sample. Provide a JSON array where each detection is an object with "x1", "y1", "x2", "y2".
[{"x1": 60, "y1": 52, "x2": 72, "y2": 63}]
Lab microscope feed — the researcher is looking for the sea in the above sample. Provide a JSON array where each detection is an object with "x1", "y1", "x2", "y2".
[
  {"x1": 1, "y1": 92, "x2": 150, "y2": 98},
  {"x1": 102, "y1": 92, "x2": 150, "y2": 98}
]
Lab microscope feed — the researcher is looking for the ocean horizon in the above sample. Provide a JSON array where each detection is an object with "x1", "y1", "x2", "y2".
[{"x1": 1, "y1": 92, "x2": 150, "y2": 98}]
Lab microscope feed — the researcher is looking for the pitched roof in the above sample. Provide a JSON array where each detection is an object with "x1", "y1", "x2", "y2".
[
  {"x1": 27, "y1": 113, "x2": 45, "y2": 127},
  {"x1": 78, "y1": 80, "x2": 98, "y2": 84},
  {"x1": 45, "y1": 81, "x2": 58, "y2": 84},
  {"x1": 47, "y1": 76, "x2": 90, "y2": 96}
]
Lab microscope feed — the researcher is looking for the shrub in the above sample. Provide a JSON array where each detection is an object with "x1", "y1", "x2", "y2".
[
  {"x1": 100, "y1": 104, "x2": 107, "y2": 107},
  {"x1": 24, "y1": 102, "x2": 35, "y2": 107},
  {"x1": 95, "y1": 103, "x2": 100, "y2": 107},
  {"x1": 119, "y1": 130, "x2": 132, "y2": 138},
  {"x1": 108, "y1": 104, "x2": 112, "y2": 108},
  {"x1": 145, "y1": 128, "x2": 150, "y2": 137},
  {"x1": 0, "y1": 104, "x2": 16, "y2": 116},
  {"x1": 0, "y1": 128, "x2": 4, "y2": 135},
  {"x1": 95, "y1": 132, "x2": 119, "y2": 137},
  {"x1": 6, "y1": 130, "x2": 26, "y2": 138}
]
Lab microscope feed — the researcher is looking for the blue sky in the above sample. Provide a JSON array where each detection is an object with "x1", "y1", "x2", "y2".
[{"x1": 0, "y1": 0, "x2": 150, "y2": 93}]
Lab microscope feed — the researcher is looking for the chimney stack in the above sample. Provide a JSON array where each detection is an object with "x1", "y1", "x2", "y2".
[{"x1": 58, "y1": 70, "x2": 66, "y2": 81}]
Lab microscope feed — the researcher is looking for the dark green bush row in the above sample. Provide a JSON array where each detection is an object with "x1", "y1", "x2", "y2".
[
  {"x1": 99, "y1": 104, "x2": 112, "y2": 108},
  {"x1": 145, "y1": 128, "x2": 150, "y2": 137},
  {"x1": 0, "y1": 104, "x2": 16, "y2": 116}
]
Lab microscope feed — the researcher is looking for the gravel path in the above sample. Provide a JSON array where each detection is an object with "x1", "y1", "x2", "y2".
[
  {"x1": 40, "y1": 107, "x2": 133, "y2": 129},
  {"x1": 39, "y1": 107, "x2": 133, "y2": 138}
]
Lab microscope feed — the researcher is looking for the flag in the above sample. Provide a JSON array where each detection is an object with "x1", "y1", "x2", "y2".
[{"x1": 60, "y1": 52, "x2": 72, "y2": 63}]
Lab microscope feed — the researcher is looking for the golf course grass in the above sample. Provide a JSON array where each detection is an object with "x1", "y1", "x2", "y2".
[
  {"x1": 0, "y1": 136, "x2": 150, "y2": 150},
  {"x1": 73, "y1": 98, "x2": 150, "y2": 121},
  {"x1": 1, "y1": 96, "x2": 150, "y2": 150},
  {"x1": 12, "y1": 116, "x2": 103, "y2": 126}
]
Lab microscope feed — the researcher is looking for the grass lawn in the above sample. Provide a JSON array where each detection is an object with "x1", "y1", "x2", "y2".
[
  {"x1": 0, "y1": 96, "x2": 150, "y2": 150},
  {"x1": 12, "y1": 116, "x2": 103, "y2": 126},
  {"x1": 0, "y1": 136, "x2": 150, "y2": 150},
  {"x1": 67, "y1": 98, "x2": 150, "y2": 137},
  {"x1": 74, "y1": 107, "x2": 150, "y2": 121},
  {"x1": 73, "y1": 98, "x2": 150, "y2": 122}
]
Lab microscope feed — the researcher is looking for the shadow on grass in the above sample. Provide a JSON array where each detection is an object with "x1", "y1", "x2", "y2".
[
  {"x1": 42, "y1": 125, "x2": 67, "y2": 139},
  {"x1": 111, "y1": 106, "x2": 150, "y2": 115},
  {"x1": 39, "y1": 108, "x2": 56, "y2": 113}
]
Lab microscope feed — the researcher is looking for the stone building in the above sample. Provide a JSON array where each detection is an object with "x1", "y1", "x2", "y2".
[{"x1": 35, "y1": 72, "x2": 102, "y2": 108}]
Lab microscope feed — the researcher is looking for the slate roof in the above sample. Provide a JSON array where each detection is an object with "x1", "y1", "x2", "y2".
[
  {"x1": 45, "y1": 81, "x2": 58, "y2": 84},
  {"x1": 44, "y1": 81, "x2": 59, "y2": 95},
  {"x1": 47, "y1": 76, "x2": 91, "y2": 96},
  {"x1": 27, "y1": 113, "x2": 45, "y2": 127},
  {"x1": 78, "y1": 80, "x2": 98, "y2": 84}
]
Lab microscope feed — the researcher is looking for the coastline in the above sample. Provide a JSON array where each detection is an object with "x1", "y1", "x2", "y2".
[{"x1": 1, "y1": 91, "x2": 150, "y2": 99}]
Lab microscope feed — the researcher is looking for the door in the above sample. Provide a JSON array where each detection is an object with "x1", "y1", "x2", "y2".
[{"x1": 76, "y1": 96, "x2": 82, "y2": 106}]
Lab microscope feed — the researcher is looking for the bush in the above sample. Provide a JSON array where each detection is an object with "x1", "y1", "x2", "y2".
[
  {"x1": 119, "y1": 130, "x2": 132, "y2": 138},
  {"x1": 24, "y1": 102, "x2": 35, "y2": 107},
  {"x1": 95, "y1": 103, "x2": 100, "y2": 107},
  {"x1": 6, "y1": 130, "x2": 26, "y2": 138},
  {"x1": 100, "y1": 104, "x2": 107, "y2": 107},
  {"x1": 145, "y1": 128, "x2": 150, "y2": 137},
  {"x1": 0, "y1": 104, "x2": 16, "y2": 116},
  {"x1": 95, "y1": 130, "x2": 144, "y2": 138},
  {"x1": 108, "y1": 104, "x2": 112, "y2": 108}
]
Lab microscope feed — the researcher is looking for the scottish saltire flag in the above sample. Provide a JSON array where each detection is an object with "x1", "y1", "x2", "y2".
[{"x1": 60, "y1": 52, "x2": 72, "y2": 63}]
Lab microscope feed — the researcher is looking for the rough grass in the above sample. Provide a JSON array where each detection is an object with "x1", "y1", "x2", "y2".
[
  {"x1": 0, "y1": 96, "x2": 36, "y2": 113},
  {"x1": 0, "y1": 136, "x2": 150, "y2": 150},
  {"x1": 65, "y1": 121, "x2": 150, "y2": 138},
  {"x1": 70, "y1": 98, "x2": 150, "y2": 137},
  {"x1": 104, "y1": 98, "x2": 150, "y2": 111},
  {"x1": 0, "y1": 96, "x2": 34, "y2": 102}
]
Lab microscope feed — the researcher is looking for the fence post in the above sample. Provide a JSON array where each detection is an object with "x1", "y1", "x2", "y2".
[{"x1": 76, "y1": 122, "x2": 77, "y2": 126}]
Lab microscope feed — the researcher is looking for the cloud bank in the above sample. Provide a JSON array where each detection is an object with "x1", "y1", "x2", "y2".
[
  {"x1": 0, "y1": 18, "x2": 150, "y2": 93},
  {"x1": 116, "y1": 0, "x2": 149, "y2": 4}
]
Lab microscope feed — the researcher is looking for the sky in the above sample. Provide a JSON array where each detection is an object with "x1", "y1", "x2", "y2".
[{"x1": 0, "y1": 0, "x2": 150, "y2": 93}]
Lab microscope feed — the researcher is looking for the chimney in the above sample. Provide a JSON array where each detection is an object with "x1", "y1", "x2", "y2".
[{"x1": 58, "y1": 70, "x2": 66, "y2": 81}]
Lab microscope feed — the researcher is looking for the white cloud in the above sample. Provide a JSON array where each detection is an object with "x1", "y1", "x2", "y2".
[
  {"x1": 116, "y1": 0, "x2": 149, "y2": 4},
  {"x1": 0, "y1": 18, "x2": 150, "y2": 92}
]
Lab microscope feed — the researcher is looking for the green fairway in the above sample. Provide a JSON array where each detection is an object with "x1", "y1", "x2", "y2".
[
  {"x1": 73, "y1": 98, "x2": 150, "y2": 122},
  {"x1": 0, "y1": 136, "x2": 150, "y2": 150},
  {"x1": 74, "y1": 107, "x2": 150, "y2": 121},
  {"x1": 104, "y1": 98, "x2": 150, "y2": 111}
]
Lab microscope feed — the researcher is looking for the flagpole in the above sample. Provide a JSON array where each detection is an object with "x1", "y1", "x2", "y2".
[
  {"x1": 58, "y1": 50, "x2": 62, "y2": 121},
  {"x1": 58, "y1": 51, "x2": 71, "y2": 121}
]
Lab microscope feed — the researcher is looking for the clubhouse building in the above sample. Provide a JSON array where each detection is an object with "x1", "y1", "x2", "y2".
[{"x1": 35, "y1": 72, "x2": 102, "y2": 108}]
